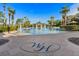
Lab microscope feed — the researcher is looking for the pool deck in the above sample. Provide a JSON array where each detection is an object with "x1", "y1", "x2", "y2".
[{"x1": 0, "y1": 32, "x2": 79, "y2": 56}]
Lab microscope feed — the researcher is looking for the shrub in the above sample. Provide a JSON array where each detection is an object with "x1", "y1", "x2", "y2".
[
  {"x1": 10, "y1": 25, "x2": 16, "y2": 31},
  {"x1": 0, "y1": 25, "x2": 11, "y2": 32},
  {"x1": 0, "y1": 25, "x2": 18, "y2": 33},
  {"x1": 61, "y1": 25, "x2": 79, "y2": 31}
]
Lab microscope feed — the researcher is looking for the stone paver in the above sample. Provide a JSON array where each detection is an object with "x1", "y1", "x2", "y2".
[{"x1": 0, "y1": 32, "x2": 79, "y2": 56}]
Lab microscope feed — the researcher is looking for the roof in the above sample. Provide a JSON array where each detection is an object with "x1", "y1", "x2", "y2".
[{"x1": 70, "y1": 21, "x2": 78, "y2": 24}]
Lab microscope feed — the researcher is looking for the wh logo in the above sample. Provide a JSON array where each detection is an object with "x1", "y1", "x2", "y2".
[{"x1": 32, "y1": 42, "x2": 52, "y2": 52}]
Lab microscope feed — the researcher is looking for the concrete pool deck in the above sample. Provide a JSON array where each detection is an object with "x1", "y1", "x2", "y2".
[{"x1": 0, "y1": 32, "x2": 79, "y2": 56}]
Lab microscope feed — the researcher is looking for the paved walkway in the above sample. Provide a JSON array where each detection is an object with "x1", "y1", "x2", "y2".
[{"x1": 0, "y1": 32, "x2": 79, "y2": 56}]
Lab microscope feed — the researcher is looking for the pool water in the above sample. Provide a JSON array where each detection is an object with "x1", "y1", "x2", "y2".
[{"x1": 18, "y1": 27, "x2": 62, "y2": 35}]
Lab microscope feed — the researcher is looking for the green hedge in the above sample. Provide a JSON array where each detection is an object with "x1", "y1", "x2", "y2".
[
  {"x1": 61, "y1": 25, "x2": 79, "y2": 31},
  {"x1": 0, "y1": 25, "x2": 18, "y2": 33}
]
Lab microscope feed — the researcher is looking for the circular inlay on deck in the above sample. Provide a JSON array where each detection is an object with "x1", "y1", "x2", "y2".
[
  {"x1": 20, "y1": 42, "x2": 61, "y2": 53},
  {"x1": 0, "y1": 39, "x2": 9, "y2": 46}
]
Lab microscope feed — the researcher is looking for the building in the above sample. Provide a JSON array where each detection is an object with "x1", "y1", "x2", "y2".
[
  {"x1": 61, "y1": 13, "x2": 79, "y2": 26},
  {"x1": 33, "y1": 22, "x2": 47, "y2": 29}
]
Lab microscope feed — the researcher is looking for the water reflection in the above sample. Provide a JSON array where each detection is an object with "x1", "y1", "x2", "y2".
[{"x1": 18, "y1": 27, "x2": 61, "y2": 35}]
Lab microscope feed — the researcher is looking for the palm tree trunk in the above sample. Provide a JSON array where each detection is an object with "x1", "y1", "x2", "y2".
[
  {"x1": 64, "y1": 15, "x2": 67, "y2": 26},
  {"x1": 8, "y1": 14, "x2": 10, "y2": 33},
  {"x1": 3, "y1": 3, "x2": 6, "y2": 32},
  {"x1": 12, "y1": 14, "x2": 14, "y2": 25}
]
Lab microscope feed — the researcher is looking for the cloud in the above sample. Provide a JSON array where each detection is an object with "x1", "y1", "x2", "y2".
[{"x1": 68, "y1": 3, "x2": 79, "y2": 15}]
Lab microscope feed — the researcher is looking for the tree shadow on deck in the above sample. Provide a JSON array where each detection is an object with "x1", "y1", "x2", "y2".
[
  {"x1": 68, "y1": 37, "x2": 79, "y2": 45},
  {"x1": 0, "y1": 39, "x2": 9, "y2": 45}
]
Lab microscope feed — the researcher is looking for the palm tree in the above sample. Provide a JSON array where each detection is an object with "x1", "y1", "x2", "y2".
[
  {"x1": 55, "y1": 20, "x2": 61, "y2": 27},
  {"x1": 8, "y1": 7, "x2": 12, "y2": 25},
  {"x1": 48, "y1": 16, "x2": 55, "y2": 28},
  {"x1": 16, "y1": 18, "x2": 23, "y2": 32},
  {"x1": 50, "y1": 16, "x2": 54, "y2": 20},
  {"x1": 3, "y1": 3, "x2": 6, "y2": 26},
  {"x1": 16, "y1": 18, "x2": 24, "y2": 28},
  {"x1": 24, "y1": 16, "x2": 28, "y2": 21},
  {"x1": 77, "y1": 7, "x2": 79, "y2": 11},
  {"x1": 11, "y1": 9, "x2": 15, "y2": 25},
  {"x1": 8, "y1": 7, "x2": 12, "y2": 32},
  {"x1": 75, "y1": 7, "x2": 79, "y2": 24},
  {"x1": 24, "y1": 21, "x2": 30, "y2": 27},
  {"x1": 16, "y1": 18, "x2": 23, "y2": 25},
  {"x1": 0, "y1": 11, "x2": 4, "y2": 17},
  {"x1": 0, "y1": 11, "x2": 4, "y2": 23},
  {"x1": 23, "y1": 16, "x2": 31, "y2": 28},
  {"x1": 60, "y1": 6, "x2": 69, "y2": 26},
  {"x1": 50, "y1": 16, "x2": 55, "y2": 25},
  {"x1": 8, "y1": 7, "x2": 15, "y2": 25}
]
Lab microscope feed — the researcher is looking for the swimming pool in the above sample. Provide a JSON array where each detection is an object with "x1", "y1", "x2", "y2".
[{"x1": 18, "y1": 27, "x2": 62, "y2": 35}]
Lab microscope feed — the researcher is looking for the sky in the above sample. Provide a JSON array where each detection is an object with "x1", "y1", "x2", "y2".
[{"x1": 0, "y1": 3, "x2": 79, "y2": 24}]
